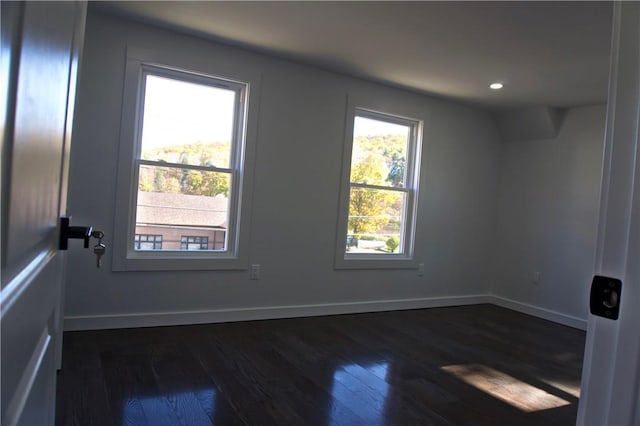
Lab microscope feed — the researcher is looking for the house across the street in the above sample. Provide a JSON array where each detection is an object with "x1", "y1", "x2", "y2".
[{"x1": 134, "y1": 191, "x2": 228, "y2": 251}]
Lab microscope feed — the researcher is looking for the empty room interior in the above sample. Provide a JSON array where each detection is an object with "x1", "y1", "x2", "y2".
[{"x1": 44, "y1": 1, "x2": 632, "y2": 425}]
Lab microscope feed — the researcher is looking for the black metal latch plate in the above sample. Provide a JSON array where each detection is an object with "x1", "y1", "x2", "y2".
[{"x1": 590, "y1": 275, "x2": 622, "y2": 320}]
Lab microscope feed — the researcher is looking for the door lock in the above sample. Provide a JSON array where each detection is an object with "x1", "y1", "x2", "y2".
[
  {"x1": 59, "y1": 217, "x2": 106, "y2": 268},
  {"x1": 590, "y1": 275, "x2": 622, "y2": 320}
]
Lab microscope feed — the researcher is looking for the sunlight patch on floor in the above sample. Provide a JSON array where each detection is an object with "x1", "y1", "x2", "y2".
[{"x1": 441, "y1": 363, "x2": 571, "y2": 412}]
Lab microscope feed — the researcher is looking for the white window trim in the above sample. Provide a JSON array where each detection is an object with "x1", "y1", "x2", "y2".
[
  {"x1": 112, "y1": 47, "x2": 261, "y2": 271},
  {"x1": 335, "y1": 96, "x2": 424, "y2": 269}
]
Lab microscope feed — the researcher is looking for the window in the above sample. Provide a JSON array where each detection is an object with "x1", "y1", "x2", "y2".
[
  {"x1": 181, "y1": 236, "x2": 209, "y2": 251},
  {"x1": 112, "y1": 47, "x2": 259, "y2": 271},
  {"x1": 135, "y1": 234, "x2": 163, "y2": 250},
  {"x1": 336, "y1": 103, "x2": 422, "y2": 268},
  {"x1": 133, "y1": 70, "x2": 239, "y2": 254}
]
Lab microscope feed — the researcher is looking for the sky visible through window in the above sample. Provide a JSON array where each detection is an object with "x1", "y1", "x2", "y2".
[
  {"x1": 142, "y1": 76, "x2": 406, "y2": 154},
  {"x1": 141, "y1": 74, "x2": 236, "y2": 152},
  {"x1": 354, "y1": 116, "x2": 408, "y2": 137}
]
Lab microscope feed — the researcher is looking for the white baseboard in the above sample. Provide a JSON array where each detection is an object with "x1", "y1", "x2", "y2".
[
  {"x1": 488, "y1": 295, "x2": 587, "y2": 330},
  {"x1": 64, "y1": 294, "x2": 587, "y2": 331},
  {"x1": 63, "y1": 294, "x2": 491, "y2": 331}
]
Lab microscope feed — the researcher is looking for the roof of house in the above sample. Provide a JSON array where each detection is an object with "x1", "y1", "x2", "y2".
[{"x1": 136, "y1": 191, "x2": 228, "y2": 229}]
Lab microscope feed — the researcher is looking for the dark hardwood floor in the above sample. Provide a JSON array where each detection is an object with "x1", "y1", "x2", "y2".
[{"x1": 55, "y1": 304, "x2": 585, "y2": 425}]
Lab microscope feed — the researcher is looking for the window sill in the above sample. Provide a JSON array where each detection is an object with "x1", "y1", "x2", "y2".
[
  {"x1": 111, "y1": 252, "x2": 247, "y2": 272},
  {"x1": 334, "y1": 255, "x2": 418, "y2": 270}
]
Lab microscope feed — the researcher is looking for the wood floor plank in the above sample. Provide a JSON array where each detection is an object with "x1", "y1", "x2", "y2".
[
  {"x1": 206, "y1": 324, "x2": 368, "y2": 426},
  {"x1": 311, "y1": 313, "x2": 519, "y2": 425},
  {"x1": 55, "y1": 332, "x2": 115, "y2": 426},
  {"x1": 277, "y1": 320, "x2": 452, "y2": 424},
  {"x1": 191, "y1": 334, "x2": 301, "y2": 425},
  {"x1": 100, "y1": 347, "x2": 177, "y2": 426},
  {"x1": 146, "y1": 342, "x2": 241, "y2": 426},
  {"x1": 56, "y1": 304, "x2": 585, "y2": 426}
]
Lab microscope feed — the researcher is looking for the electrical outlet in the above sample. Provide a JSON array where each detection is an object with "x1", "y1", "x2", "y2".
[
  {"x1": 250, "y1": 264, "x2": 261, "y2": 280},
  {"x1": 418, "y1": 263, "x2": 425, "y2": 276}
]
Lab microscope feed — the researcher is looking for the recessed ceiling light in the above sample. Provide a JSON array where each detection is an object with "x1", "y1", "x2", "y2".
[{"x1": 490, "y1": 82, "x2": 504, "y2": 90}]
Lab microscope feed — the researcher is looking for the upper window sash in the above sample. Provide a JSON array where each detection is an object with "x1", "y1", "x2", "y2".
[{"x1": 136, "y1": 64, "x2": 247, "y2": 166}]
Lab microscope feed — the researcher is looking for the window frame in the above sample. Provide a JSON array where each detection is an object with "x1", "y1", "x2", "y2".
[
  {"x1": 335, "y1": 97, "x2": 423, "y2": 269},
  {"x1": 132, "y1": 65, "x2": 242, "y2": 255},
  {"x1": 112, "y1": 47, "x2": 260, "y2": 271}
]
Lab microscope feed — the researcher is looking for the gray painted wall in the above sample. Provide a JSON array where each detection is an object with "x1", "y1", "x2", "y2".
[
  {"x1": 65, "y1": 11, "x2": 605, "y2": 330},
  {"x1": 490, "y1": 104, "x2": 606, "y2": 321}
]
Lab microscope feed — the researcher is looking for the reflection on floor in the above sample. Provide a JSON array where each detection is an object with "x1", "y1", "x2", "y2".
[
  {"x1": 123, "y1": 389, "x2": 217, "y2": 425},
  {"x1": 331, "y1": 362, "x2": 390, "y2": 424},
  {"x1": 56, "y1": 304, "x2": 586, "y2": 425}
]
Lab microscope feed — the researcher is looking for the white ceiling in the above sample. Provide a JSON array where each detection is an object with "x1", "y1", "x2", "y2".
[{"x1": 95, "y1": 1, "x2": 614, "y2": 111}]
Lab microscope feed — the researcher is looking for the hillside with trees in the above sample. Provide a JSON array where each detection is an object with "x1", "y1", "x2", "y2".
[
  {"x1": 138, "y1": 135, "x2": 408, "y2": 252},
  {"x1": 139, "y1": 142, "x2": 231, "y2": 197},
  {"x1": 348, "y1": 134, "x2": 408, "y2": 252}
]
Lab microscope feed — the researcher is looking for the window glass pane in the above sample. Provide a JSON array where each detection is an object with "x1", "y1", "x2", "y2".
[
  {"x1": 180, "y1": 236, "x2": 209, "y2": 251},
  {"x1": 138, "y1": 164, "x2": 231, "y2": 197},
  {"x1": 135, "y1": 234, "x2": 162, "y2": 250},
  {"x1": 347, "y1": 187, "x2": 406, "y2": 254},
  {"x1": 135, "y1": 164, "x2": 230, "y2": 251},
  {"x1": 140, "y1": 74, "x2": 235, "y2": 169},
  {"x1": 350, "y1": 116, "x2": 409, "y2": 188}
]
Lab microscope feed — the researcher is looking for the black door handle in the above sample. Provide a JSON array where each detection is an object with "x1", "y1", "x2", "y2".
[{"x1": 59, "y1": 217, "x2": 92, "y2": 250}]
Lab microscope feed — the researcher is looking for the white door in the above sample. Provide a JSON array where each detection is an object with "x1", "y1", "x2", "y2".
[
  {"x1": 1, "y1": 2, "x2": 86, "y2": 425},
  {"x1": 577, "y1": 2, "x2": 640, "y2": 425}
]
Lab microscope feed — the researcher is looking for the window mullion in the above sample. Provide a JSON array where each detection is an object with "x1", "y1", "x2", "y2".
[
  {"x1": 349, "y1": 182, "x2": 410, "y2": 194},
  {"x1": 137, "y1": 159, "x2": 233, "y2": 174}
]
